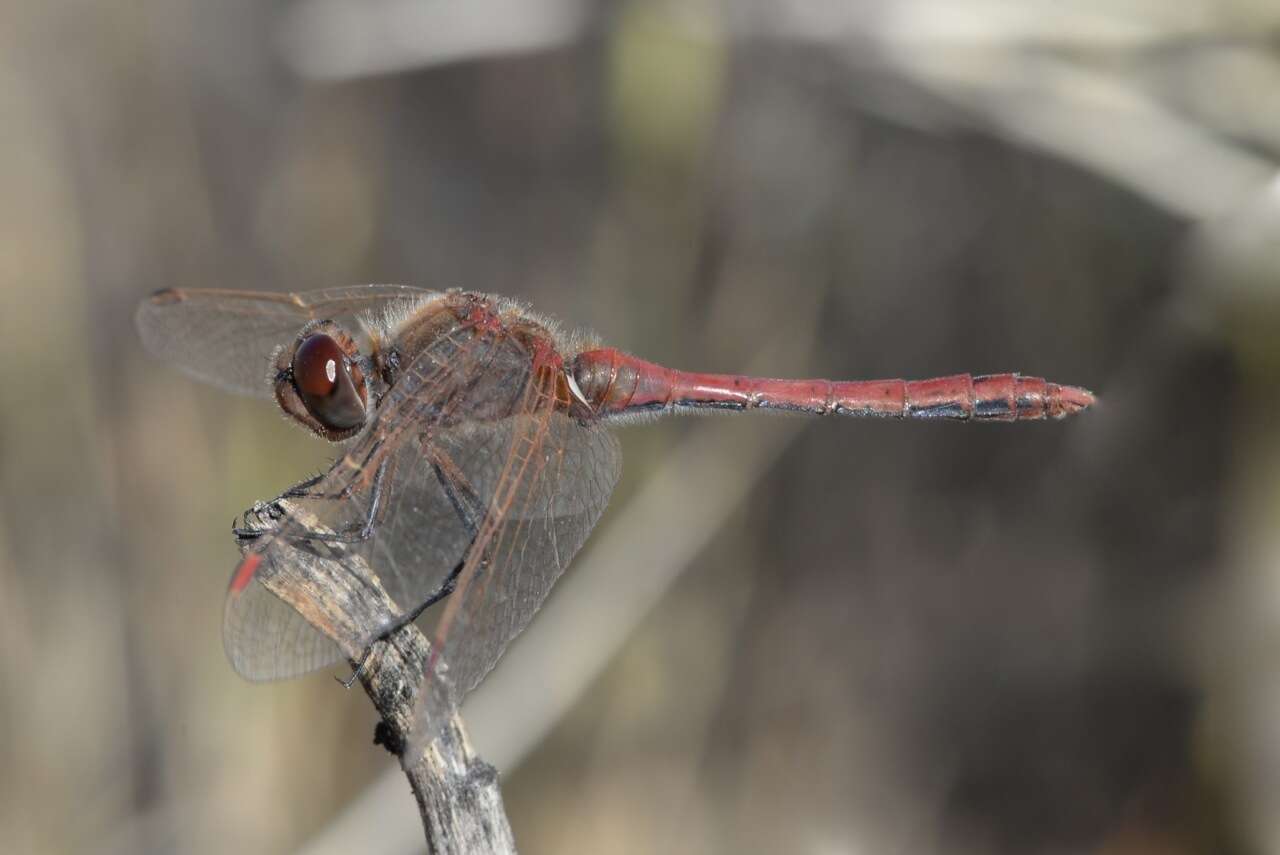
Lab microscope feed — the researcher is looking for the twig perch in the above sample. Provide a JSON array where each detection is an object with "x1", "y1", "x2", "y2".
[
  {"x1": 355, "y1": 624, "x2": 517, "y2": 855},
  {"x1": 240, "y1": 499, "x2": 517, "y2": 854}
]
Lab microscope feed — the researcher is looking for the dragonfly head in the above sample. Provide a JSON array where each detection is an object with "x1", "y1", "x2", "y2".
[{"x1": 273, "y1": 320, "x2": 370, "y2": 441}]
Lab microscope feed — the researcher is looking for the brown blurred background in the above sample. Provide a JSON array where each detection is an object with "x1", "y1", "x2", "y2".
[{"x1": 3, "y1": 1, "x2": 1280, "y2": 853}]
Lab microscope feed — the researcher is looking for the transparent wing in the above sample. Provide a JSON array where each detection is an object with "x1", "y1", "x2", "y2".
[
  {"x1": 223, "y1": 316, "x2": 500, "y2": 679},
  {"x1": 135, "y1": 285, "x2": 432, "y2": 397},
  {"x1": 223, "y1": 314, "x2": 621, "y2": 684},
  {"x1": 412, "y1": 372, "x2": 621, "y2": 747},
  {"x1": 223, "y1": 523, "x2": 347, "y2": 681}
]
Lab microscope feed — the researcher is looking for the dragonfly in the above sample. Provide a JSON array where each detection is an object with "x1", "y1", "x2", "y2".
[{"x1": 136, "y1": 285, "x2": 1093, "y2": 745}]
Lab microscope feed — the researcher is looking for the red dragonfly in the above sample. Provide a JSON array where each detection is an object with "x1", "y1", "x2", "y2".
[{"x1": 137, "y1": 286, "x2": 1093, "y2": 743}]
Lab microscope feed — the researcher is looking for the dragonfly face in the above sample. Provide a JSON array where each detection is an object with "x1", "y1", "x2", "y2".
[{"x1": 273, "y1": 319, "x2": 373, "y2": 441}]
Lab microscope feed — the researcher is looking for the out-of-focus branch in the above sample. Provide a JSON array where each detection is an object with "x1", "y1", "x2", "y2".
[
  {"x1": 277, "y1": 0, "x2": 587, "y2": 80},
  {"x1": 276, "y1": 0, "x2": 1280, "y2": 226}
]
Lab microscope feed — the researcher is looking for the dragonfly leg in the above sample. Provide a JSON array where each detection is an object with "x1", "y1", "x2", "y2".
[
  {"x1": 296, "y1": 459, "x2": 391, "y2": 544},
  {"x1": 236, "y1": 460, "x2": 393, "y2": 546},
  {"x1": 429, "y1": 457, "x2": 482, "y2": 539},
  {"x1": 280, "y1": 471, "x2": 327, "y2": 498},
  {"x1": 232, "y1": 500, "x2": 288, "y2": 544},
  {"x1": 339, "y1": 650, "x2": 374, "y2": 689},
  {"x1": 338, "y1": 554, "x2": 470, "y2": 689},
  {"x1": 232, "y1": 474, "x2": 349, "y2": 543},
  {"x1": 338, "y1": 457, "x2": 483, "y2": 688},
  {"x1": 278, "y1": 438, "x2": 386, "y2": 505}
]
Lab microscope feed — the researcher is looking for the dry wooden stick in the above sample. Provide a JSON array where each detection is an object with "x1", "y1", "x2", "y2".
[
  {"x1": 353, "y1": 624, "x2": 516, "y2": 854},
  {"x1": 240, "y1": 499, "x2": 517, "y2": 854}
]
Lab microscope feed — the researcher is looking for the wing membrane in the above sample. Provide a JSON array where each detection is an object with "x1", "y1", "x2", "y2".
[
  {"x1": 222, "y1": 313, "x2": 621, "y2": 686},
  {"x1": 223, "y1": 535, "x2": 347, "y2": 680},
  {"x1": 412, "y1": 370, "x2": 621, "y2": 747},
  {"x1": 135, "y1": 285, "x2": 432, "y2": 397}
]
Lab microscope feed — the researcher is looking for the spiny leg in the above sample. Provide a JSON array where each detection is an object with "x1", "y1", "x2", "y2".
[
  {"x1": 234, "y1": 459, "x2": 391, "y2": 546},
  {"x1": 339, "y1": 450, "x2": 487, "y2": 687},
  {"x1": 298, "y1": 458, "x2": 390, "y2": 544},
  {"x1": 234, "y1": 439, "x2": 388, "y2": 542},
  {"x1": 429, "y1": 452, "x2": 484, "y2": 539},
  {"x1": 338, "y1": 554, "x2": 471, "y2": 689},
  {"x1": 280, "y1": 471, "x2": 326, "y2": 498}
]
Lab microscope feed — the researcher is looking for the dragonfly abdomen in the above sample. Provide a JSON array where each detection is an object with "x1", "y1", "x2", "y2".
[{"x1": 572, "y1": 348, "x2": 1094, "y2": 422}]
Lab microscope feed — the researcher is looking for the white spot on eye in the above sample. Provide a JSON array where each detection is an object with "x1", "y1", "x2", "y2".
[{"x1": 325, "y1": 359, "x2": 337, "y2": 384}]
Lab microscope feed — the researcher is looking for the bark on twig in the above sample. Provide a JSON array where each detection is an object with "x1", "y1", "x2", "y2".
[
  {"x1": 240, "y1": 500, "x2": 517, "y2": 854},
  {"x1": 355, "y1": 624, "x2": 517, "y2": 855}
]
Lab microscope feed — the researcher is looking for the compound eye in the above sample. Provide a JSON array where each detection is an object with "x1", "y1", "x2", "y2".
[{"x1": 292, "y1": 333, "x2": 366, "y2": 431}]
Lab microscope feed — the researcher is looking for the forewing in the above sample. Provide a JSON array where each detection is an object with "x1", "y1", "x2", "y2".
[
  {"x1": 135, "y1": 285, "x2": 431, "y2": 397},
  {"x1": 412, "y1": 384, "x2": 621, "y2": 746}
]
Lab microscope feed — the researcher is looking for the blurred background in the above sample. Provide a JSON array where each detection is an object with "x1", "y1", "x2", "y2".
[{"x1": 3, "y1": 1, "x2": 1280, "y2": 853}]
